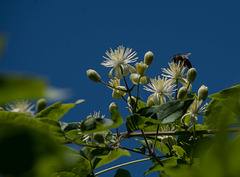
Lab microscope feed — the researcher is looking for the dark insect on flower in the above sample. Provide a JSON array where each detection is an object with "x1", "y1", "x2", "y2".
[{"x1": 171, "y1": 53, "x2": 192, "y2": 68}]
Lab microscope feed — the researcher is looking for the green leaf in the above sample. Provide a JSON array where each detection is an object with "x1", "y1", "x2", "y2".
[
  {"x1": 204, "y1": 99, "x2": 236, "y2": 129},
  {"x1": 38, "y1": 118, "x2": 67, "y2": 143},
  {"x1": 144, "y1": 157, "x2": 179, "y2": 176},
  {"x1": 93, "y1": 149, "x2": 130, "y2": 169},
  {"x1": 155, "y1": 141, "x2": 171, "y2": 155},
  {"x1": 81, "y1": 106, "x2": 124, "y2": 134},
  {"x1": 34, "y1": 100, "x2": 84, "y2": 121},
  {"x1": 209, "y1": 84, "x2": 240, "y2": 100},
  {"x1": 126, "y1": 114, "x2": 162, "y2": 133},
  {"x1": 0, "y1": 75, "x2": 46, "y2": 105},
  {"x1": 137, "y1": 100, "x2": 147, "y2": 109},
  {"x1": 135, "y1": 138, "x2": 153, "y2": 149},
  {"x1": 52, "y1": 150, "x2": 92, "y2": 177},
  {"x1": 172, "y1": 145, "x2": 186, "y2": 158},
  {"x1": 0, "y1": 121, "x2": 61, "y2": 177},
  {"x1": 59, "y1": 121, "x2": 81, "y2": 133},
  {"x1": 138, "y1": 99, "x2": 194, "y2": 124},
  {"x1": 114, "y1": 169, "x2": 131, "y2": 177}
]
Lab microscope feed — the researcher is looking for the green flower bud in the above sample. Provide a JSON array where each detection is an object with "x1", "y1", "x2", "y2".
[
  {"x1": 36, "y1": 98, "x2": 47, "y2": 112},
  {"x1": 109, "y1": 102, "x2": 118, "y2": 112},
  {"x1": 139, "y1": 75, "x2": 150, "y2": 84},
  {"x1": 187, "y1": 68, "x2": 197, "y2": 83},
  {"x1": 130, "y1": 73, "x2": 140, "y2": 84},
  {"x1": 112, "y1": 89, "x2": 122, "y2": 99},
  {"x1": 144, "y1": 51, "x2": 154, "y2": 66},
  {"x1": 147, "y1": 95, "x2": 154, "y2": 106},
  {"x1": 177, "y1": 87, "x2": 188, "y2": 100},
  {"x1": 93, "y1": 132, "x2": 105, "y2": 144},
  {"x1": 87, "y1": 69, "x2": 101, "y2": 82},
  {"x1": 198, "y1": 85, "x2": 208, "y2": 101},
  {"x1": 136, "y1": 62, "x2": 148, "y2": 76},
  {"x1": 130, "y1": 73, "x2": 150, "y2": 85}
]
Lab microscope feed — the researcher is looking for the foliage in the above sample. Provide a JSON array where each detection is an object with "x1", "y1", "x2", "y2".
[{"x1": 1, "y1": 46, "x2": 240, "y2": 177}]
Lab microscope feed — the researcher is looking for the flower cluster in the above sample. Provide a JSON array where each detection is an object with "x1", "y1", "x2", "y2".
[{"x1": 87, "y1": 45, "x2": 209, "y2": 126}]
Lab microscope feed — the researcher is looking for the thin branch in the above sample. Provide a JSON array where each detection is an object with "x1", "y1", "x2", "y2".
[
  {"x1": 65, "y1": 135, "x2": 101, "y2": 148},
  {"x1": 115, "y1": 128, "x2": 240, "y2": 137},
  {"x1": 152, "y1": 124, "x2": 160, "y2": 152},
  {"x1": 119, "y1": 145, "x2": 146, "y2": 155}
]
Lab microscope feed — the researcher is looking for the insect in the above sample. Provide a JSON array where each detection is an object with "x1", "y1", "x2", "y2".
[{"x1": 171, "y1": 53, "x2": 192, "y2": 68}]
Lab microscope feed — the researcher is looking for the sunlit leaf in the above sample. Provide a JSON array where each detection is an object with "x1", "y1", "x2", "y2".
[
  {"x1": 34, "y1": 100, "x2": 84, "y2": 121},
  {"x1": 137, "y1": 100, "x2": 147, "y2": 110},
  {"x1": 94, "y1": 149, "x2": 130, "y2": 169},
  {"x1": 138, "y1": 99, "x2": 194, "y2": 124},
  {"x1": 209, "y1": 84, "x2": 240, "y2": 100},
  {"x1": 172, "y1": 145, "x2": 186, "y2": 158},
  {"x1": 204, "y1": 99, "x2": 236, "y2": 129},
  {"x1": 144, "y1": 157, "x2": 179, "y2": 176}
]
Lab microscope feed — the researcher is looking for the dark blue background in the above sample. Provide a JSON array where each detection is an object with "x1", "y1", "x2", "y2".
[{"x1": 1, "y1": 0, "x2": 240, "y2": 176}]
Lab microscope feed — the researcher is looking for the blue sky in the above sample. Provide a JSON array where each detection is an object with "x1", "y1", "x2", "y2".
[{"x1": 1, "y1": 0, "x2": 240, "y2": 176}]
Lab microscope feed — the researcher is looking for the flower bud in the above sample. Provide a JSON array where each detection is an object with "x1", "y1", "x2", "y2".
[
  {"x1": 112, "y1": 89, "x2": 122, "y2": 99},
  {"x1": 36, "y1": 98, "x2": 47, "y2": 112},
  {"x1": 130, "y1": 73, "x2": 140, "y2": 84},
  {"x1": 86, "y1": 69, "x2": 101, "y2": 82},
  {"x1": 198, "y1": 85, "x2": 208, "y2": 101},
  {"x1": 144, "y1": 51, "x2": 154, "y2": 66},
  {"x1": 139, "y1": 75, "x2": 150, "y2": 84},
  {"x1": 130, "y1": 73, "x2": 150, "y2": 85},
  {"x1": 93, "y1": 132, "x2": 106, "y2": 144},
  {"x1": 109, "y1": 102, "x2": 118, "y2": 112},
  {"x1": 177, "y1": 87, "x2": 187, "y2": 100},
  {"x1": 147, "y1": 95, "x2": 154, "y2": 106},
  {"x1": 190, "y1": 115, "x2": 198, "y2": 124},
  {"x1": 136, "y1": 62, "x2": 148, "y2": 76},
  {"x1": 187, "y1": 68, "x2": 197, "y2": 83}
]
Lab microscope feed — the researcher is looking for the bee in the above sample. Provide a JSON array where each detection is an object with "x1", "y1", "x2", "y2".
[{"x1": 171, "y1": 53, "x2": 192, "y2": 68}]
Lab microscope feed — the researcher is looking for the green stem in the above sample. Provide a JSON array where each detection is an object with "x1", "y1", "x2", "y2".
[
  {"x1": 175, "y1": 79, "x2": 178, "y2": 99},
  {"x1": 152, "y1": 124, "x2": 160, "y2": 152},
  {"x1": 119, "y1": 145, "x2": 146, "y2": 155},
  {"x1": 190, "y1": 124, "x2": 196, "y2": 165},
  {"x1": 99, "y1": 80, "x2": 127, "y2": 92},
  {"x1": 141, "y1": 129, "x2": 152, "y2": 154},
  {"x1": 95, "y1": 158, "x2": 151, "y2": 176},
  {"x1": 134, "y1": 77, "x2": 141, "y2": 112}
]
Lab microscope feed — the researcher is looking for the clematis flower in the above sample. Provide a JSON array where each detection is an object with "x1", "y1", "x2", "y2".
[
  {"x1": 143, "y1": 76, "x2": 175, "y2": 105},
  {"x1": 158, "y1": 125, "x2": 177, "y2": 149},
  {"x1": 101, "y1": 46, "x2": 138, "y2": 79},
  {"x1": 162, "y1": 61, "x2": 191, "y2": 90},
  {"x1": 7, "y1": 100, "x2": 35, "y2": 116},
  {"x1": 181, "y1": 99, "x2": 208, "y2": 124}
]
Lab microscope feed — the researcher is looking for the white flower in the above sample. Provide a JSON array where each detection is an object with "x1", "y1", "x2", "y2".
[
  {"x1": 87, "y1": 111, "x2": 105, "y2": 119},
  {"x1": 143, "y1": 76, "x2": 175, "y2": 105},
  {"x1": 181, "y1": 99, "x2": 208, "y2": 124},
  {"x1": 101, "y1": 46, "x2": 138, "y2": 79},
  {"x1": 7, "y1": 100, "x2": 35, "y2": 116},
  {"x1": 162, "y1": 61, "x2": 190, "y2": 88},
  {"x1": 158, "y1": 125, "x2": 177, "y2": 148}
]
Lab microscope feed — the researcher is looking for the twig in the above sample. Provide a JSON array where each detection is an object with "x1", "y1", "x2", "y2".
[{"x1": 115, "y1": 128, "x2": 240, "y2": 137}]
